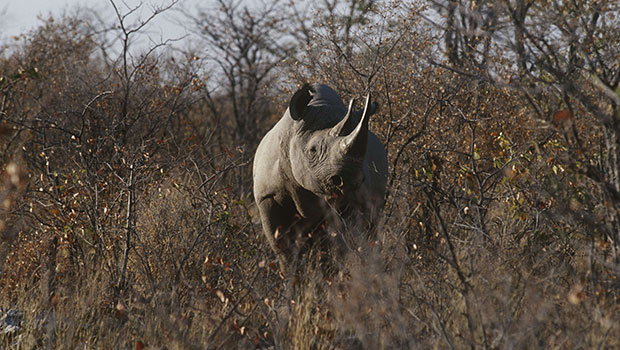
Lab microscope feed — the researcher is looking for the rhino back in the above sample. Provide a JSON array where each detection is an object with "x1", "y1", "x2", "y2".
[{"x1": 363, "y1": 131, "x2": 388, "y2": 203}]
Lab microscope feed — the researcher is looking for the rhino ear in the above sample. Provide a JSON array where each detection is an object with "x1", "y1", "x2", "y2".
[{"x1": 289, "y1": 83, "x2": 314, "y2": 121}]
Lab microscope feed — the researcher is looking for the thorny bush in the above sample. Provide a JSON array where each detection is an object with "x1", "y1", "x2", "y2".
[{"x1": 1, "y1": 1, "x2": 619, "y2": 349}]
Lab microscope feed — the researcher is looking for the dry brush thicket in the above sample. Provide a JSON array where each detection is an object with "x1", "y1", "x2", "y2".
[{"x1": 1, "y1": 0, "x2": 619, "y2": 349}]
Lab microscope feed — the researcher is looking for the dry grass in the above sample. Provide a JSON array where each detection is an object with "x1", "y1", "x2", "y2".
[
  {"x1": 1, "y1": 185, "x2": 619, "y2": 349},
  {"x1": 1, "y1": 2, "x2": 620, "y2": 349}
]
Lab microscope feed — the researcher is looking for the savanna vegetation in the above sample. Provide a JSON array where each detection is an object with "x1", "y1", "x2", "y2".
[{"x1": 1, "y1": 0, "x2": 619, "y2": 348}]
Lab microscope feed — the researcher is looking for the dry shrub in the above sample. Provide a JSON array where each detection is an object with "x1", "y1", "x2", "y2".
[
  {"x1": 1, "y1": 0, "x2": 619, "y2": 349},
  {"x1": 328, "y1": 247, "x2": 414, "y2": 349},
  {"x1": 283, "y1": 262, "x2": 334, "y2": 350}
]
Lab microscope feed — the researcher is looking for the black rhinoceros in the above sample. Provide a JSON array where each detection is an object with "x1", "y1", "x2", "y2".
[{"x1": 253, "y1": 83, "x2": 388, "y2": 270}]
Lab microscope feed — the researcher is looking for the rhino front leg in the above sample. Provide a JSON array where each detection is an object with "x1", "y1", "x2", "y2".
[{"x1": 256, "y1": 197, "x2": 300, "y2": 273}]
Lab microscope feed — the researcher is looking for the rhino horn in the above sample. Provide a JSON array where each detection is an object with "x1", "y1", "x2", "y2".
[
  {"x1": 341, "y1": 93, "x2": 372, "y2": 158},
  {"x1": 329, "y1": 98, "x2": 355, "y2": 136}
]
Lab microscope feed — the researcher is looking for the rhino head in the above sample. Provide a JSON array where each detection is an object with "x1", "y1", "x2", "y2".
[{"x1": 286, "y1": 84, "x2": 376, "y2": 199}]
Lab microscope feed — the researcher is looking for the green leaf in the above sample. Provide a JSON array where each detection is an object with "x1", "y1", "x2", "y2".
[{"x1": 25, "y1": 67, "x2": 39, "y2": 79}]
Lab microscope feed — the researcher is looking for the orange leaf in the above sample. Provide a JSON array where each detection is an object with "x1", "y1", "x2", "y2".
[
  {"x1": 268, "y1": 262, "x2": 279, "y2": 271},
  {"x1": 553, "y1": 110, "x2": 571, "y2": 123}
]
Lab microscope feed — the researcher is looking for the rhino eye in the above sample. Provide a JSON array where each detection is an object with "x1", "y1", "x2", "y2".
[{"x1": 306, "y1": 145, "x2": 318, "y2": 160}]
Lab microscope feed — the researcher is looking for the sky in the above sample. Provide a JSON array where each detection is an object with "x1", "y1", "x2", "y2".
[{"x1": 1, "y1": 0, "x2": 197, "y2": 47}]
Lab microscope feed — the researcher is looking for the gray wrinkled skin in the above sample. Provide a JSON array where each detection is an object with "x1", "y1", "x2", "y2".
[{"x1": 253, "y1": 84, "x2": 388, "y2": 270}]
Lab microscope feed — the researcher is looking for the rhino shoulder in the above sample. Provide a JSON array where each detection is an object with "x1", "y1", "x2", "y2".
[{"x1": 253, "y1": 122, "x2": 289, "y2": 202}]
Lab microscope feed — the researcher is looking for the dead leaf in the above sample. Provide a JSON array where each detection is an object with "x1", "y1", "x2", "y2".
[
  {"x1": 553, "y1": 109, "x2": 571, "y2": 123},
  {"x1": 567, "y1": 283, "x2": 585, "y2": 305},
  {"x1": 215, "y1": 290, "x2": 226, "y2": 303},
  {"x1": 115, "y1": 301, "x2": 127, "y2": 321}
]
